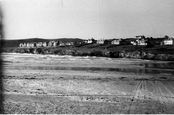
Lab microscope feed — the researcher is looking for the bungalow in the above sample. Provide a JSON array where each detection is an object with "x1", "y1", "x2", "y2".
[
  {"x1": 42, "y1": 42, "x2": 47, "y2": 47},
  {"x1": 162, "y1": 38, "x2": 173, "y2": 45},
  {"x1": 19, "y1": 43, "x2": 23, "y2": 47},
  {"x1": 87, "y1": 39, "x2": 93, "y2": 43},
  {"x1": 130, "y1": 41, "x2": 137, "y2": 45},
  {"x1": 23, "y1": 43, "x2": 27, "y2": 47},
  {"x1": 85, "y1": 38, "x2": 96, "y2": 44},
  {"x1": 53, "y1": 41, "x2": 59, "y2": 47},
  {"x1": 111, "y1": 39, "x2": 121, "y2": 45},
  {"x1": 59, "y1": 42, "x2": 66, "y2": 46},
  {"x1": 36, "y1": 42, "x2": 43, "y2": 47},
  {"x1": 48, "y1": 41, "x2": 54, "y2": 47},
  {"x1": 30, "y1": 42, "x2": 36, "y2": 48},
  {"x1": 70, "y1": 42, "x2": 75, "y2": 45},
  {"x1": 65, "y1": 42, "x2": 74, "y2": 46},
  {"x1": 74, "y1": 41, "x2": 83, "y2": 45},
  {"x1": 26, "y1": 43, "x2": 30, "y2": 47},
  {"x1": 84, "y1": 40, "x2": 88, "y2": 43},
  {"x1": 136, "y1": 39, "x2": 147, "y2": 45},
  {"x1": 97, "y1": 39, "x2": 105, "y2": 44},
  {"x1": 29, "y1": 43, "x2": 32, "y2": 47}
]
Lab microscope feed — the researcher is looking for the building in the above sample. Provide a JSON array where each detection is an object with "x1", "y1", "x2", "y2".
[
  {"x1": 42, "y1": 42, "x2": 48, "y2": 47},
  {"x1": 19, "y1": 43, "x2": 23, "y2": 47},
  {"x1": 74, "y1": 41, "x2": 83, "y2": 45},
  {"x1": 65, "y1": 42, "x2": 74, "y2": 46},
  {"x1": 23, "y1": 43, "x2": 27, "y2": 47},
  {"x1": 162, "y1": 39, "x2": 173, "y2": 45},
  {"x1": 36, "y1": 42, "x2": 43, "y2": 47},
  {"x1": 85, "y1": 38, "x2": 96, "y2": 44},
  {"x1": 26, "y1": 43, "x2": 30, "y2": 47},
  {"x1": 48, "y1": 41, "x2": 54, "y2": 47},
  {"x1": 136, "y1": 39, "x2": 147, "y2": 45},
  {"x1": 130, "y1": 41, "x2": 137, "y2": 45},
  {"x1": 29, "y1": 42, "x2": 36, "y2": 48},
  {"x1": 53, "y1": 41, "x2": 59, "y2": 47},
  {"x1": 97, "y1": 39, "x2": 105, "y2": 44},
  {"x1": 87, "y1": 39, "x2": 93, "y2": 43},
  {"x1": 111, "y1": 39, "x2": 121, "y2": 45},
  {"x1": 59, "y1": 42, "x2": 66, "y2": 46}
]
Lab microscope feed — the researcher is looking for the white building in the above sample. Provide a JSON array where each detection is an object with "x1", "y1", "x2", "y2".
[
  {"x1": 97, "y1": 39, "x2": 105, "y2": 44},
  {"x1": 19, "y1": 43, "x2": 23, "y2": 47},
  {"x1": 162, "y1": 39, "x2": 173, "y2": 45},
  {"x1": 136, "y1": 39, "x2": 147, "y2": 45},
  {"x1": 59, "y1": 42, "x2": 66, "y2": 46},
  {"x1": 29, "y1": 42, "x2": 36, "y2": 48},
  {"x1": 87, "y1": 39, "x2": 93, "y2": 43},
  {"x1": 111, "y1": 39, "x2": 121, "y2": 45},
  {"x1": 36, "y1": 42, "x2": 43, "y2": 47},
  {"x1": 42, "y1": 42, "x2": 48, "y2": 47},
  {"x1": 53, "y1": 41, "x2": 59, "y2": 47},
  {"x1": 48, "y1": 41, "x2": 54, "y2": 47},
  {"x1": 23, "y1": 43, "x2": 27, "y2": 47}
]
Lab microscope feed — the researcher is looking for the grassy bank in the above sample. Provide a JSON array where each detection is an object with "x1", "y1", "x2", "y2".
[{"x1": 2, "y1": 44, "x2": 174, "y2": 61}]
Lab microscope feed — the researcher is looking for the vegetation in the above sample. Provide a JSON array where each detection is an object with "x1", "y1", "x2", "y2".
[{"x1": 2, "y1": 37, "x2": 174, "y2": 61}]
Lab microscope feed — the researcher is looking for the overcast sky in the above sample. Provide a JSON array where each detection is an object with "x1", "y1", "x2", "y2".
[{"x1": 1, "y1": 0, "x2": 174, "y2": 39}]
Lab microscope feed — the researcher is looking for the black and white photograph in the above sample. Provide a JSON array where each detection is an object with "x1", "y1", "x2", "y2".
[{"x1": 0, "y1": 0, "x2": 174, "y2": 114}]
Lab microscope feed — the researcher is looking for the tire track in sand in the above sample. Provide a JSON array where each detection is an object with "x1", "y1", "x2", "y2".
[
  {"x1": 128, "y1": 80, "x2": 142, "y2": 113},
  {"x1": 158, "y1": 81, "x2": 174, "y2": 102}
]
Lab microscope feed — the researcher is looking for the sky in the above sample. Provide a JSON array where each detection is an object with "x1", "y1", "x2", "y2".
[{"x1": 1, "y1": 0, "x2": 174, "y2": 40}]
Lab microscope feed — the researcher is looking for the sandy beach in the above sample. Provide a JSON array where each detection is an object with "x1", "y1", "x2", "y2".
[{"x1": 2, "y1": 53, "x2": 174, "y2": 114}]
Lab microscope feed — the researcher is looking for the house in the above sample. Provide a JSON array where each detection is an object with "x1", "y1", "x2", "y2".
[
  {"x1": 29, "y1": 42, "x2": 36, "y2": 48},
  {"x1": 29, "y1": 43, "x2": 32, "y2": 47},
  {"x1": 70, "y1": 42, "x2": 75, "y2": 45},
  {"x1": 136, "y1": 39, "x2": 147, "y2": 45},
  {"x1": 85, "y1": 38, "x2": 96, "y2": 44},
  {"x1": 36, "y1": 42, "x2": 43, "y2": 47},
  {"x1": 42, "y1": 42, "x2": 48, "y2": 47},
  {"x1": 53, "y1": 41, "x2": 59, "y2": 47},
  {"x1": 87, "y1": 39, "x2": 93, "y2": 43},
  {"x1": 83, "y1": 40, "x2": 89, "y2": 43},
  {"x1": 48, "y1": 41, "x2": 54, "y2": 47},
  {"x1": 111, "y1": 39, "x2": 121, "y2": 45},
  {"x1": 23, "y1": 43, "x2": 27, "y2": 47},
  {"x1": 65, "y1": 42, "x2": 74, "y2": 46},
  {"x1": 130, "y1": 41, "x2": 137, "y2": 45},
  {"x1": 59, "y1": 42, "x2": 66, "y2": 46},
  {"x1": 74, "y1": 41, "x2": 83, "y2": 45},
  {"x1": 162, "y1": 38, "x2": 173, "y2": 45},
  {"x1": 57, "y1": 41, "x2": 72, "y2": 46},
  {"x1": 19, "y1": 43, "x2": 23, "y2": 47},
  {"x1": 97, "y1": 39, "x2": 105, "y2": 44},
  {"x1": 65, "y1": 42, "x2": 70, "y2": 45},
  {"x1": 26, "y1": 43, "x2": 30, "y2": 47}
]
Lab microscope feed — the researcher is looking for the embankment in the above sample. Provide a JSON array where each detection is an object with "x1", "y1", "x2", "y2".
[{"x1": 3, "y1": 44, "x2": 174, "y2": 61}]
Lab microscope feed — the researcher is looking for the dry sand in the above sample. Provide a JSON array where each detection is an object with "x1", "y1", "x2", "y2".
[{"x1": 2, "y1": 53, "x2": 174, "y2": 114}]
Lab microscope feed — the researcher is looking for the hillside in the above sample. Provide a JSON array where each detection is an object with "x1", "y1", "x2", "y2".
[
  {"x1": 2, "y1": 38, "x2": 84, "y2": 48},
  {"x1": 2, "y1": 38, "x2": 174, "y2": 61}
]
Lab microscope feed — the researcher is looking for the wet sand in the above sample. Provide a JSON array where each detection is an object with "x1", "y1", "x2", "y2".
[{"x1": 2, "y1": 53, "x2": 174, "y2": 114}]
